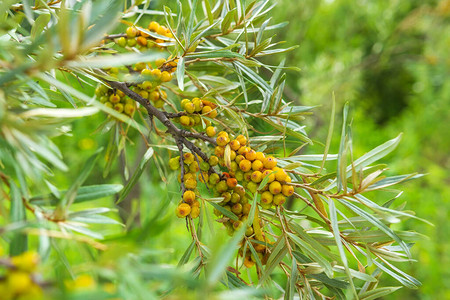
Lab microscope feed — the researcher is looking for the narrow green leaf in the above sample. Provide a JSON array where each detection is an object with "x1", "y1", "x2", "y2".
[
  {"x1": 59, "y1": 148, "x2": 103, "y2": 209},
  {"x1": 336, "y1": 103, "x2": 349, "y2": 192},
  {"x1": 359, "y1": 287, "x2": 402, "y2": 300},
  {"x1": 207, "y1": 222, "x2": 246, "y2": 285},
  {"x1": 9, "y1": 182, "x2": 27, "y2": 255},
  {"x1": 116, "y1": 147, "x2": 154, "y2": 204},
  {"x1": 221, "y1": 8, "x2": 237, "y2": 34},
  {"x1": 208, "y1": 201, "x2": 239, "y2": 221},
  {"x1": 329, "y1": 199, "x2": 358, "y2": 297}
]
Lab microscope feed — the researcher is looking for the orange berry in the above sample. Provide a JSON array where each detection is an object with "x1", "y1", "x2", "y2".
[
  {"x1": 137, "y1": 36, "x2": 147, "y2": 46},
  {"x1": 274, "y1": 167, "x2": 288, "y2": 182},
  {"x1": 227, "y1": 177, "x2": 238, "y2": 188},
  {"x1": 229, "y1": 140, "x2": 240, "y2": 151}
]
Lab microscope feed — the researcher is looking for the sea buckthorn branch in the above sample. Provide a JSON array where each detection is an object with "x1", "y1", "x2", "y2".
[{"x1": 106, "y1": 80, "x2": 216, "y2": 145}]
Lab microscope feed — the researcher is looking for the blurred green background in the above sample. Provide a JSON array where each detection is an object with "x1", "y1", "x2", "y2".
[
  {"x1": 270, "y1": 0, "x2": 450, "y2": 299},
  {"x1": 45, "y1": 0, "x2": 449, "y2": 298}
]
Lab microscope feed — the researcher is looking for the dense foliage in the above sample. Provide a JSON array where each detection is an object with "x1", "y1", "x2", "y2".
[{"x1": 0, "y1": 0, "x2": 441, "y2": 299}]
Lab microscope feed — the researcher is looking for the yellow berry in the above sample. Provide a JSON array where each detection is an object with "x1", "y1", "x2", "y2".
[
  {"x1": 138, "y1": 90, "x2": 149, "y2": 99},
  {"x1": 262, "y1": 170, "x2": 275, "y2": 183},
  {"x1": 245, "y1": 149, "x2": 257, "y2": 161},
  {"x1": 255, "y1": 152, "x2": 265, "y2": 161},
  {"x1": 185, "y1": 178, "x2": 197, "y2": 189},
  {"x1": 274, "y1": 167, "x2": 288, "y2": 182},
  {"x1": 209, "y1": 155, "x2": 219, "y2": 166},
  {"x1": 183, "y1": 190, "x2": 196, "y2": 204},
  {"x1": 252, "y1": 160, "x2": 264, "y2": 172},
  {"x1": 7, "y1": 271, "x2": 32, "y2": 294},
  {"x1": 151, "y1": 68, "x2": 162, "y2": 80},
  {"x1": 176, "y1": 203, "x2": 191, "y2": 218},
  {"x1": 216, "y1": 135, "x2": 230, "y2": 147},
  {"x1": 226, "y1": 177, "x2": 238, "y2": 188},
  {"x1": 127, "y1": 38, "x2": 137, "y2": 47},
  {"x1": 239, "y1": 159, "x2": 252, "y2": 172},
  {"x1": 157, "y1": 25, "x2": 168, "y2": 35},
  {"x1": 251, "y1": 171, "x2": 263, "y2": 183},
  {"x1": 148, "y1": 21, "x2": 159, "y2": 32},
  {"x1": 229, "y1": 140, "x2": 240, "y2": 151},
  {"x1": 141, "y1": 80, "x2": 153, "y2": 90},
  {"x1": 192, "y1": 98, "x2": 203, "y2": 112},
  {"x1": 206, "y1": 126, "x2": 216, "y2": 137},
  {"x1": 180, "y1": 115, "x2": 190, "y2": 126},
  {"x1": 264, "y1": 156, "x2": 277, "y2": 169},
  {"x1": 154, "y1": 100, "x2": 165, "y2": 108},
  {"x1": 214, "y1": 146, "x2": 225, "y2": 157},
  {"x1": 11, "y1": 251, "x2": 39, "y2": 272},
  {"x1": 136, "y1": 36, "x2": 147, "y2": 46},
  {"x1": 261, "y1": 191, "x2": 273, "y2": 205},
  {"x1": 244, "y1": 256, "x2": 255, "y2": 268},
  {"x1": 161, "y1": 71, "x2": 172, "y2": 82},
  {"x1": 109, "y1": 94, "x2": 120, "y2": 104},
  {"x1": 231, "y1": 203, "x2": 243, "y2": 214},
  {"x1": 155, "y1": 58, "x2": 166, "y2": 67},
  {"x1": 126, "y1": 27, "x2": 138, "y2": 38},
  {"x1": 190, "y1": 206, "x2": 200, "y2": 218},
  {"x1": 169, "y1": 157, "x2": 180, "y2": 170},
  {"x1": 236, "y1": 134, "x2": 247, "y2": 146},
  {"x1": 282, "y1": 184, "x2": 294, "y2": 197},
  {"x1": 273, "y1": 194, "x2": 286, "y2": 206},
  {"x1": 269, "y1": 181, "x2": 282, "y2": 194},
  {"x1": 183, "y1": 152, "x2": 195, "y2": 164},
  {"x1": 184, "y1": 102, "x2": 196, "y2": 114},
  {"x1": 117, "y1": 36, "x2": 127, "y2": 47},
  {"x1": 113, "y1": 103, "x2": 124, "y2": 113},
  {"x1": 180, "y1": 99, "x2": 190, "y2": 109},
  {"x1": 149, "y1": 91, "x2": 160, "y2": 101},
  {"x1": 124, "y1": 104, "x2": 135, "y2": 116}
]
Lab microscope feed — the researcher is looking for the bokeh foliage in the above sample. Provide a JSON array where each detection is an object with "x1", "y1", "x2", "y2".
[{"x1": 271, "y1": 0, "x2": 450, "y2": 299}]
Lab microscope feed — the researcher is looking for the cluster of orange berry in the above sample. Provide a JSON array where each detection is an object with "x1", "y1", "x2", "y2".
[
  {"x1": 116, "y1": 21, "x2": 173, "y2": 49},
  {"x1": 95, "y1": 83, "x2": 137, "y2": 117},
  {"x1": 0, "y1": 251, "x2": 43, "y2": 300},
  {"x1": 169, "y1": 152, "x2": 214, "y2": 219},
  {"x1": 178, "y1": 98, "x2": 218, "y2": 128},
  {"x1": 213, "y1": 131, "x2": 294, "y2": 208}
]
